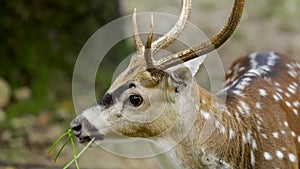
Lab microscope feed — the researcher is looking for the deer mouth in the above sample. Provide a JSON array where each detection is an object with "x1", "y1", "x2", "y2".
[
  {"x1": 70, "y1": 115, "x2": 105, "y2": 144},
  {"x1": 78, "y1": 136, "x2": 92, "y2": 143},
  {"x1": 77, "y1": 133, "x2": 104, "y2": 144}
]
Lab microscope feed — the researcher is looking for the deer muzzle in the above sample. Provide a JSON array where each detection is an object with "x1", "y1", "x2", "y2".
[{"x1": 70, "y1": 114, "x2": 104, "y2": 143}]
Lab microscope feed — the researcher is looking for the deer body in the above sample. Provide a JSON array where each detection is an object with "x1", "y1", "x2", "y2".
[
  {"x1": 70, "y1": 0, "x2": 300, "y2": 168},
  {"x1": 154, "y1": 52, "x2": 300, "y2": 168}
]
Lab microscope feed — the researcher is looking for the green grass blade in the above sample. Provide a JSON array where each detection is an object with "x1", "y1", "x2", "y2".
[
  {"x1": 48, "y1": 130, "x2": 69, "y2": 154},
  {"x1": 67, "y1": 129, "x2": 77, "y2": 155},
  {"x1": 54, "y1": 136, "x2": 70, "y2": 162},
  {"x1": 63, "y1": 137, "x2": 95, "y2": 169},
  {"x1": 67, "y1": 129, "x2": 80, "y2": 169},
  {"x1": 76, "y1": 137, "x2": 95, "y2": 157}
]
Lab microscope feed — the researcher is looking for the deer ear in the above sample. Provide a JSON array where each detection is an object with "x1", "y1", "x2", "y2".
[
  {"x1": 184, "y1": 55, "x2": 206, "y2": 76},
  {"x1": 167, "y1": 55, "x2": 206, "y2": 77},
  {"x1": 168, "y1": 67, "x2": 193, "y2": 93}
]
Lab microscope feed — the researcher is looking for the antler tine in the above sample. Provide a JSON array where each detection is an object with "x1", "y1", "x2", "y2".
[
  {"x1": 132, "y1": 8, "x2": 144, "y2": 54},
  {"x1": 144, "y1": 14, "x2": 155, "y2": 69},
  {"x1": 152, "y1": 0, "x2": 192, "y2": 54},
  {"x1": 156, "y1": 0, "x2": 245, "y2": 70}
]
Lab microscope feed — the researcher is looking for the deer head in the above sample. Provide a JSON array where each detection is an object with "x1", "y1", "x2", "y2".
[{"x1": 70, "y1": 0, "x2": 244, "y2": 145}]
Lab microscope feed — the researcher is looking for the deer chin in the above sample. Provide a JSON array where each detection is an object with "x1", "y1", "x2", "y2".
[
  {"x1": 78, "y1": 136, "x2": 92, "y2": 143},
  {"x1": 77, "y1": 132, "x2": 104, "y2": 144}
]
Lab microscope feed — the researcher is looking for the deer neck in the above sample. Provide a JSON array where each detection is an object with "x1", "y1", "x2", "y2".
[{"x1": 153, "y1": 83, "x2": 242, "y2": 169}]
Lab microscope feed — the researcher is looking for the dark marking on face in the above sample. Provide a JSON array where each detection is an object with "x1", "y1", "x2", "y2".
[
  {"x1": 97, "y1": 83, "x2": 136, "y2": 109},
  {"x1": 111, "y1": 83, "x2": 132, "y2": 97},
  {"x1": 77, "y1": 117, "x2": 104, "y2": 143},
  {"x1": 97, "y1": 93, "x2": 114, "y2": 109}
]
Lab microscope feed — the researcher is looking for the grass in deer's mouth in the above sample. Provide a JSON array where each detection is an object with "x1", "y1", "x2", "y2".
[{"x1": 48, "y1": 128, "x2": 95, "y2": 169}]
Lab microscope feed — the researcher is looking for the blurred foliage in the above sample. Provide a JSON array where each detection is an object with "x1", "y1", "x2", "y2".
[
  {"x1": 257, "y1": 0, "x2": 300, "y2": 18},
  {"x1": 0, "y1": 0, "x2": 131, "y2": 118}
]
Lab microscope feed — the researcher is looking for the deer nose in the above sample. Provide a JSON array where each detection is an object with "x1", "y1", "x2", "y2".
[{"x1": 70, "y1": 117, "x2": 82, "y2": 137}]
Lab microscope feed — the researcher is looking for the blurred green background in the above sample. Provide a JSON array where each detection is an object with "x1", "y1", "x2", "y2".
[{"x1": 0, "y1": 0, "x2": 300, "y2": 168}]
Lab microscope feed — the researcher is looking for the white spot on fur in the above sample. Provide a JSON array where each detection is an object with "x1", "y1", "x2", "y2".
[
  {"x1": 252, "y1": 139, "x2": 257, "y2": 150},
  {"x1": 264, "y1": 152, "x2": 272, "y2": 160},
  {"x1": 288, "y1": 153, "x2": 296, "y2": 162},
  {"x1": 257, "y1": 125, "x2": 262, "y2": 131},
  {"x1": 229, "y1": 128, "x2": 235, "y2": 139},
  {"x1": 240, "y1": 101, "x2": 250, "y2": 115},
  {"x1": 292, "y1": 82, "x2": 298, "y2": 89},
  {"x1": 293, "y1": 101, "x2": 300, "y2": 108},
  {"x1": 276, "y1": 150, "x2": 284, "y2": 159},
  {"x1": 285, "y1": 101, "x2": 292, "y2": 108},
  {"x1": 215, "y1": 120, "x2": 220, "y2": 128},
  {"x1": 227, "y1": 69, "x2": 233, "y2": 75},
  {"x1": 273, "y1": 94, "x2": 280, "y2": 102},
  {"x1": 251, "y1": 150, "x2": 255, "y2": 166},
  {"x1": 201, "y1": 110, "x2": 211, "y2": 120},
  {"x1": 257, "y1": 119, "x2": 262, "y2": 125},
  {"x1": 258, "y1": 65, "x2": 271, "y2": 74},
  {"x1": 233, "y1": 90, "x2": 245, "y2": 97},
  {"x1": 249, "y1": 53, "x2": 258, "y2": 68},
  {"x1": 259, "y1": 89, "x2": 267, "y2": 97},
  {"x1": 293, "y1": 109, "x2": 298, "y2": 116},
  {"x1": 237, "y1": 106, "x2": 245, "y2": 115},
  {"x1": 235, "y1": 112, "x2": 241, "y2": 122},
  {"x1": 272, "y1": 132, "x2": 279, "y2": 139},
  {"x1": 246, "y1": 69, "x2": 261, "y2": 77},
  {"x1": 276, "y1": 87, "x2": 283, "y2": 93},
  {"x1": 286, "y1": 63, "x2": 293, "y2": 68},
  {"x1": 291, "y1": 131, "x2": 296, "y2": 137},
  {"x1": 242, "y1": 134, "x2": 247, "y2": 144},
  {"x1": 288, "y1": 71, "x2": 298, "y2": 78},
  {"x1": 284, "y1": 121, "x2": 289, "y2": 127},
  {"x1": 287, "y1": 86, "x2": 296, "y2": 94},
  {"x1": 247, "y1": 130, "x2": 252, "y2": 142},
  {"x1": 220, "y1": 125, "x2": 226, "y2": 134},
  {"x1": 269, "y1": 52, "x2": 278, "y2": 65},
  {"x1": 261, "y1": 133, "x2": 268, "y2": 139},
  {"x1": 255, "y1": 102, "x2": 262, "y2": 110},
  {"x1": 238, "y1": 67, "x2": 246, "y2": 72},
  {"x1": 225, "y1": 109, "x2": 232, "y2": 116},
  {"x1": 285, "y1": 92, "x2": 291, "y2": 98},
  {"x1": 236, "y1": 80, "x2": 249, "y2": 90},
  {"x1": 276, "y1": 93, "x2": 283, "y2": 100}
]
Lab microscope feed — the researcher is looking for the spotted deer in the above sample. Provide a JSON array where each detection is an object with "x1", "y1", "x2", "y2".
[{"x1": 70, "y1": 0, "x2": 300, "y2": 168}]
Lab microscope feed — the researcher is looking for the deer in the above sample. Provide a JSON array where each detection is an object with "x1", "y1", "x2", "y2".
[{"x1": 70, "y1": 0, "x2": 300, "y2": 168}]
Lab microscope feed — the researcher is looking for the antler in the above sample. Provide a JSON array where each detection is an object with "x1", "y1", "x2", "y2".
[
  {"x1": 132, "y1": 0, "x2": 244, "y2": 72},
  {"x1": 131, "y1": 0, "x2": 192, "y2": 69},
  {"x1": 132, "y1": 8, "x2": 144, "y2": 54},
  {"x1": 144, "y1": 15, "x2": 154, "y2": 68},
  {"x1": 132, "y1": 10, "x2": 155, "y2": 69},
  {"x1": 156, "y1": 0, "x2": 245, "y2": 70},
  {"x1": 151, "y1": 0, "x2": 192, "y2": 53}
]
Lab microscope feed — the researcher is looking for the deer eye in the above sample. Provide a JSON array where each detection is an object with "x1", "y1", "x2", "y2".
[{"x1": 129, "y1": 95, "x2": 143, "y2": 106}]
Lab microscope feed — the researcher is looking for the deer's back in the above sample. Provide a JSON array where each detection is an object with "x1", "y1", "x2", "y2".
[{"x1": 222, "y1": 52, "x2": 300, "y2": 168}]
